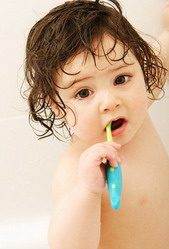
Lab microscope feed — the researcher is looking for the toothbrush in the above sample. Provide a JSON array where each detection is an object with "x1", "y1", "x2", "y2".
[{"x1": 106, "y1": 122, "x2": 123, "y2": 210}]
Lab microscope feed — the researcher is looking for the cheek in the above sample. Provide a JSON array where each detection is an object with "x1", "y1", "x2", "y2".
[
  {"x1": 68, "y1": 106, "x2": 101, "y2": 143},
  {"x1": 129, "y1": 84, "x2": 148, "y2": 112},
  {"x1": 65, "y1": 105, "x2": 87, "y2": 137},
  {"x1": 139, "y1": 90, "x2": 148, "y2": 111},
  {"x1": 70, "y1": 110, "x2": 92, "y2": 131},
  {"x1": 63, "y1": 103, "x2": 77, "y2": 127}
]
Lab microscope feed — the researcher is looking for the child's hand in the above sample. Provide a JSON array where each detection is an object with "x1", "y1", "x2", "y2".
[
  {"x1": 161, "y1": 0, "x2": 169, "y2": 30},
  {"x1": 77, "y1": 142, "x2": 122, "y2": 196}
]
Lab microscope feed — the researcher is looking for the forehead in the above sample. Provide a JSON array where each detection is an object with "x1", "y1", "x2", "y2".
[{"x1": 55, "y1": 35, "x2": 137, "y2": 86}]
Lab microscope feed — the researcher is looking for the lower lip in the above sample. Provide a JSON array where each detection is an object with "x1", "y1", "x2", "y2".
[{"x1": 112, "y1": 120, "x2": 127, "y2": 137}]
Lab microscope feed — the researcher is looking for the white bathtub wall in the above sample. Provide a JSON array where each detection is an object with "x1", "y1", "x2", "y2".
[{"x1": 0, "y1": 0, "x2": 168, "y2": 249}]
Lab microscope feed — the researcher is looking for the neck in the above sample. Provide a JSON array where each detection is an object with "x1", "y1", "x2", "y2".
[{"x1": 119, "y1": 113, "x2": 160, "y2": 158}]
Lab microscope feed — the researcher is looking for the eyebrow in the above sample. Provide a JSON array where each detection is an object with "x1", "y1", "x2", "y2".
[
  {"x1": 108, "y1": 62, "x2": 135, "y2": 73},
  {"x1": 65, "y1": 62, "x2": 135, "y2": 88},
  {"x1": 67, "y1": 76, "x2": 93, "y2": 88}
]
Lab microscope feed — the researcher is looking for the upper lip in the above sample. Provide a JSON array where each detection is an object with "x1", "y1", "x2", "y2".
[{"x1": 105, "y1": 116, "x2": 127, "y2": 129}]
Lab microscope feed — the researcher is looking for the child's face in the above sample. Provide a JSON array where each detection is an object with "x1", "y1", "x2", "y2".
[{"x1": 54, "y1": 35, "x2": 148, "y2": 146}]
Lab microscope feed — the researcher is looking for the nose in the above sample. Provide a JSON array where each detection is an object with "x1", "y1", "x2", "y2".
[{"x1": 99, "y1": 90, "x2": 121, "y2": 113}]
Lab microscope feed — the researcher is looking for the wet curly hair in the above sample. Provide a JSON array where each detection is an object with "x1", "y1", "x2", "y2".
[{"x1": 24, "y1": 0, "x2": 167, "y2": 140}]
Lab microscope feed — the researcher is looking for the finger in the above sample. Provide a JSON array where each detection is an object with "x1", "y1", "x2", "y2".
[
  {"x1": 101, "y1": 146, "x2": 120, "y2": 167},
  {"x1": 104, "y1": 141, "x2": 121, "y2": 149}
]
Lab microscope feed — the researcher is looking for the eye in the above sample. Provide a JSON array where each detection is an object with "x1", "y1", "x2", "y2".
[
  {"x1": 76, "y1": 89, "x2": 92, "y2": 99},
  {"x1": 114, "y1": 75, "x2": 129, "y2": 85}
]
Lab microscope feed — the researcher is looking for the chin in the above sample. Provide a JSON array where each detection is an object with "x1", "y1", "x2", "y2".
[{"x1": 113, "y1": 129, "x2": 136, "y2": 146}]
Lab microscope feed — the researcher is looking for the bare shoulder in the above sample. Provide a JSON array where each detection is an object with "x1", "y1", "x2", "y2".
[{"x1": 52, "y1": 144, "x2": 80, "y2": 203}]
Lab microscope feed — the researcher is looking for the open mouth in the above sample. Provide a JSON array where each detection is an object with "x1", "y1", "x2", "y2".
[
  {"x1": 105, "y1": 118, "x2": 127, "y2": 137},
  {"x1": 111, "y1": 118, "x2": 125, "y2": 131}
]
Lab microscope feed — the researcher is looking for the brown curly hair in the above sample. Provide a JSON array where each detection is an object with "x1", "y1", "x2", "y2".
[{"x1": 24, "y1": 0, "x2": 166, "y2": 140}]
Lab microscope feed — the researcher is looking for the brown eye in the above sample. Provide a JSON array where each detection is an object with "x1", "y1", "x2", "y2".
[
  {"x1": 76, "y1": 89, "x2": 91, "y2": 99},
  {"x1": 115, "y1": 75, "x2": 129, "y2": 85}
]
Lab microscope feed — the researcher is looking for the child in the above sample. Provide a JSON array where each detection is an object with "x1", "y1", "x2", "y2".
[{"x1": 25, "y1": 0, "x2": 169, "y2": 248}]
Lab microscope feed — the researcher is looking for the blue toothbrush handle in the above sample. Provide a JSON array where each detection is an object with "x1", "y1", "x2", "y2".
[{"x1": 106, "y1": 162, "x2": 122, "y2": 210}]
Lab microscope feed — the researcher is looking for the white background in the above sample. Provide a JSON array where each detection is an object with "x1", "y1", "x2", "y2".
[{"x1": 0, "y1": 0, "x2": 168, "y2": 248}]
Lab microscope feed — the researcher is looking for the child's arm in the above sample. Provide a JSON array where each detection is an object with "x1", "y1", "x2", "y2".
[
  {"x1": 48, "y1": 142, "x2": 121, "y2": 249},
  {"x1": 148, "y1": 1, "x2": 169, "y2": 105}
]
